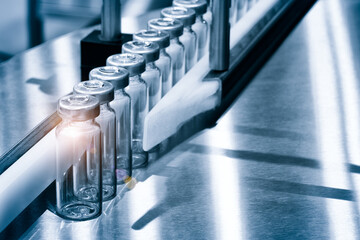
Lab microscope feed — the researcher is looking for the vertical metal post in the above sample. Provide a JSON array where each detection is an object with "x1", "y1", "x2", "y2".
[
  {"x1": 27, "y1": 0, "x2": 44, "y2": 47},
  {"x1": 209, "y1": 0, "x2": 230, "y2": 71},
  {"x1": 101, "y1": 0, "x2": 122, "y2": 42}
]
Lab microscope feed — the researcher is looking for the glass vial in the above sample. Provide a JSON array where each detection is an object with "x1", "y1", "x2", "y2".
[
  {"x1": 237, "y1": 0, "x2": 247, "y2": 21},
  {"x1": 148, "y1": 18, "x2": 185, "y2": 86},
  {"x1": 122, "y1": 41, "x2": 161, "y2": 110},
  {"x1": 161, "y1": 7, "x2": 197, "y2": 73},
  {"x1": 247, "y1": 0, "x2": 256, "y2": 10},
  {"x1": 56, "y1": 94, "x2": 101, "y2": 221},
  {"x1": 173, "y1": 0, "x2": 208, "y2": 61},
  {"x1": 106, "y1": 53, "x2": 148, "y2": 168},
  {"x1": 73, "y1": 80, "x2": 116, "y2": 201},
  {"x1": 133, "y1": 30, "x2": 172, "y2": 97},
  {"x1": 89, "y1": 66, "x2": 132, "y2": 184}
]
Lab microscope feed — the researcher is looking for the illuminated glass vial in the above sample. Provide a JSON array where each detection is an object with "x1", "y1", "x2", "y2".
[
  {"x1": 73, "y1": 80, "x2": 116, "y2": 201},
  {"x1": 56, "y1": 94, "x2": 102, "y2": 221},
  {"x1": 148, "y1": 18, "x2": 185, "y2": 86},
  {"x1": 133, "y1": 29, "x2": 172, "y2": 97},
  {"x1": 161, "y1": 7, "x2": 197, "y2": 73},
  {"x1": 237, "y1": 0, "x2": 248, "y2": 21},
  {"x1": 106, "y1": 53, "x2": 148, "y2": 168},
  {"x1": 122, "y1": 41, "x2": 161, "y2": 110},
  {"x1": 89, "y1": 66, "x2": 132, "y2": 184},
  {"x1": 173, "y1": 0, "x2": 208, "y2": 61}
]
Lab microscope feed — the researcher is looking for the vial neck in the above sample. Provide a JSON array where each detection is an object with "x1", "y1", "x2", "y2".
[
  {"x1": 160, "y1": 48, "x2": 167, "y2": 55},
  {"x1": 184, "y1": 26, "x2": 192, "y2": 32},
  {"x1": 100, "y1": 102, "x2": 110, "y2": 111},
  {"x1": 146, "y1": 62, "x2": 156, "y2": 69},
  {"x1": 63, "y1": 119, "x2": 95, "y2": 125},
  {"x1": 170, "y1": 37, "x2": 180, "y2": 44},
  {"x1": 196, "y1": 15, "x2": 204, "y2": 22},
  {"x1": 130, "y1": 74, "x2": 142, "y2": 82},
  {"x1": 114, "y1": 88, "x2": 126, "y2": 95}
]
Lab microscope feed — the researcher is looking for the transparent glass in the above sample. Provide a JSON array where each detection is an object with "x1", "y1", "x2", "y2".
[
  {"x1": 230, "y1": 0, "x2": 238, "y2": 26},
  {"x1": 125, "y1": 75, "x2": 148, "y2": 168},
  {"x1": 96, "y1": 103, "x2": 116, "y2": 201},
  {"x1": 110, "y1": 89, "x2": 132, "y2": 184},
  {"x1": 166, "y1": 37, "x2": 185, "y2": 86},
  {"x1": 56, "y1": 119, "x2": 102, "y2": 221},
  {"x1": 141, "y1": 62, "x2": 161, "y2": 110},
  {"x1": 248, "y1": 0, "x2": 256, "y2": 10},
  {"x1": 192, "y1": 15, "x2": 208, "y2": 61},
  {"x1": 156, "y1": 49, "x2": 172, "y2": 96},
  {"x1": 180, "y1": 26, "x2": 197, "y2": 72},
  {"x1": 236, "y1": 0, "x2": 248, "y2": 21}
]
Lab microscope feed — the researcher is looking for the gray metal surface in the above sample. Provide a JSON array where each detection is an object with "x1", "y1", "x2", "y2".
[
  {"x1": 0, "y1": 28, "x2": 90, "y2": 158},
  {"x1": 18, "y1": 0, "x2": 360, "y2": 239}
]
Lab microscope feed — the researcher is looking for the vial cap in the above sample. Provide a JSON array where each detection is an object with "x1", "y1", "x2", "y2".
[
  {"x1": 122, "y1": 41, "x2": 160, "y2": 63},
  {"x1": 89, "y1": 66, "x2": 129, "y2": 90},
  {"x1": 73, "y1": 80, "x2": 114, "y2": 104},
  {"x1": 133, "y1": 29, "x2": 170, "y2": 49},
  {"x1": 161, "y1": 7, "x2": 196, "y2": 27},
  {"x1": 173, "y1": 0, "x2": 207, "y2": 15},
  {"x1": 58, "y1": 94, "x2": 100, "y2": 121},
  {"x1": 107, "y1": 53, "x2": 146, "y2": 77},
  {"x1": 148, "y1": 18, "x2": 184, "y2": 39}
]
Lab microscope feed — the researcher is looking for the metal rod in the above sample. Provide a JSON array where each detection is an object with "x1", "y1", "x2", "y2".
[
  {"x1": 209, "y1": 0, "x2": 230, "y2": 71},
  {"x1": 101, "y1": 0, "x2": 122, "y2": 42}
]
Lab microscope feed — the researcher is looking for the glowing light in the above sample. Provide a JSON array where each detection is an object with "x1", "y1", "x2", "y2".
[{"x1": 306, "y1": 2, "x2": 357, "y2": 239}]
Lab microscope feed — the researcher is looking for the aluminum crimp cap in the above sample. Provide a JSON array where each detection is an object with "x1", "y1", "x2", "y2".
[
  {"x1": 58, "y1": 94, "x2": 100, "y2": 121},
  {"x1": 161, "y1": 6, "x2": 196, "y2": 27},
  {"x1": 73, "y1": 80, "x2": 114, "y2": 104},
  {"x1": 122, "y1": 41, "x2": 160, "y2": 64},
  {"x1": 133, "y1": 29, "x2": 170, "y2": 49},
  {"x1": 106, "y1": 53, "x2": 146, "y2": 77},
  {"x1": 173, "y1": 0, "x2": 207, "y2": 16},
  {"x1": 148, "y1": 18, "x2": 184, "y2": 39},
  {"x1": 89, "y1": 66, "x2": 129, "y2": 90}
]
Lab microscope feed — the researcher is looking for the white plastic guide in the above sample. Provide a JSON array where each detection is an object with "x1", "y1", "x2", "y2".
[{"x1": 143, "y1": 0, "x2": 278, "y2": 150}]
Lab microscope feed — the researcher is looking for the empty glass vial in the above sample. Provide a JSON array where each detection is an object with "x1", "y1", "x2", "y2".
[
  {"x1": 161, "y1": 7, "x2": 197, "y2": 72},
  {"x1": 122, "y1": 41, "x2": 161, "y2": 110},
  {"x1": 133, "y1": 29, "x2": 172, "y2": 97},
  {"x1": 89, "y1": 66, "x2": 132, "y2": 184},
  {"x1": 248, "y1": 0, "x2": 256, "y2": 10},
  {"x1": 106, "y1": 53, "x2": 148, "y2": 168},
  {"x1": 56, "y1": 94, "x2": 101, "y2": 221},
  {"x1": 73, "y1": 80, "x2": 116, "y2": 201},
  {"x1": 173, "y1": 0, "x2": 208, "y2": 61},
  {"x1": 148, "y1": 18, "x2": 185, "y2": 86}
]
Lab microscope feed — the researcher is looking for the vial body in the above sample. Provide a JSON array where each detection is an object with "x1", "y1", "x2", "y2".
[
  {"x1": 56, "y1": 119, "x2": 102, "y2": 221},
  {"x1": 236, "y1": 0, "x2": 247, "y2": 20},
  {"x1": 248, "y1": 0, "x2": 256, "y2": 10},
  {"x1": 156, "y1": 49, "x2": 172, "y2": 96},
  {"x1": 110, "y1": 89, "x2": 132, "y2": 184},
  {"x1": 125, "y1": 75, "x2": 149, "y2": 168},
  {"x1": 142, "y1": 62, "x2": 162, "y2": 110},
  {"x1": 167, "y1": 38, "x2": 185, "y2": 86},
  {"x1": 192, "y1": 15, "x2": 208, "y2": 60},
  {"x1": 180, "y1": 26, "x2": 197, "y2": 72},
  {"x1": 96, "y1": 104, "x2": 116, "y2": 201}
]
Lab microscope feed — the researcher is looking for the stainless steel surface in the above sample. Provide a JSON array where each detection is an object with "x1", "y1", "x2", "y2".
[
  {"x1": 100, "y1": 0, "x2": 122, "y2": 42},
  {"x1": 209, "y1": 0, "x2": 230, "y2": 70},
  {"x1": 0, "y1": 28, "x2": 92, "y2": 159},
  {"x1": 17, "y1": 0, "x2": 360, "y2": 239}
]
